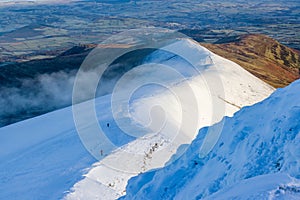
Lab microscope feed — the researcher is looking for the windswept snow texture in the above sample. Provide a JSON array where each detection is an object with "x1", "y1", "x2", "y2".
[
  {"x1": 0, "y1": 39, "x2": 274, "y2": 200},
  {"x1": 65, "y1": 39, "x2": 274, "y2": 199},
  {"x1": 122, "y1": 79, "x2": 300, "y2": 200}
]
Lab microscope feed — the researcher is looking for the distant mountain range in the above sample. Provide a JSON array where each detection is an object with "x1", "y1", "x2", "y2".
[{"x1": 0, "y1": 34, "x2": 298, "y2": 127}]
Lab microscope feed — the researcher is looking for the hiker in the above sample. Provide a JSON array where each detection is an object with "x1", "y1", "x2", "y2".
[{"x1": 107, "y1": 123, "x2": 110, "y2": 127}]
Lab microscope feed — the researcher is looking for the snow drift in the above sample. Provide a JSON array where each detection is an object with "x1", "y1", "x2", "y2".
[{"x1": 121, "y1": 79, "x2": 300, "y2": 200}]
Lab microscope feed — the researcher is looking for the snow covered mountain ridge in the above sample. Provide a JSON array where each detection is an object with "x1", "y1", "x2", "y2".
[
  {"x1": 65, "y1": 36, "x2": 274, "y2": 199},
  {"x1": 121, "y1": 79, "x2": 300, "y2": 200},
  {"x1": 0, "y1": 33, "x2": 275, "y2": 200}
]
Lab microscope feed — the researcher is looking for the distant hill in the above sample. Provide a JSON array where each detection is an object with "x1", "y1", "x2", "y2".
[{"x1": 201, "y1": 34, "x2": 300, "y2": 88}]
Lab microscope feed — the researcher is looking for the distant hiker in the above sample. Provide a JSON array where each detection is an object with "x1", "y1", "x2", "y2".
[
  {"x1": 100, "y1": 150, "x2": 103, "y2": 156},
  {"x1": 107, "y1": 123, "x2": 110, "y2": 127}
]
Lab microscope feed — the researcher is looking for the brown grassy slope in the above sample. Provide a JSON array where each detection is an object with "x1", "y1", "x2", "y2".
[{"x1": 201, "y1": 34, "x2": 300, "y2": 88}]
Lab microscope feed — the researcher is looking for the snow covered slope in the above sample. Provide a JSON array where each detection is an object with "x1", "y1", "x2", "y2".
[
  {"x1": 121, "y1": 79, "x2": 300, "y2": 200},
  {"x1": 0, "y1": 39, "x2": 274, "y2": 200},
  {"x1": 65, "y1": 39, "x2": 274, "y2": 199}
]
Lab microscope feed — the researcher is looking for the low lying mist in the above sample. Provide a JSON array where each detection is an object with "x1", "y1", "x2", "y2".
[
  {"x1": 0, "y1": 69, "x2": 105, "y2": 127},
  {"x1": 0, "y1": 47, "x2": 194, "y2": 127}
]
